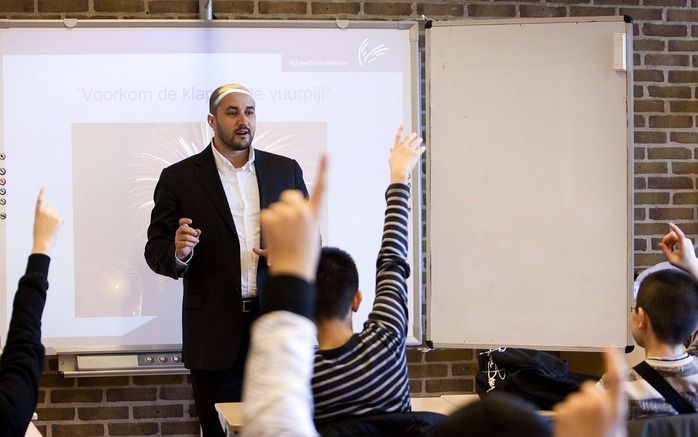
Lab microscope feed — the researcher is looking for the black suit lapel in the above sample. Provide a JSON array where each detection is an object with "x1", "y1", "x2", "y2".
[
  {"x1": 255, "y1": 149, "x2": 273, "y2": 209},
  {"x1": 192, "y1": 144, "x2": 237, "y2": 236}
]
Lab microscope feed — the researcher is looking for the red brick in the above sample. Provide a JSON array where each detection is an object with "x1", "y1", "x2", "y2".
[
  {"x1": 635, "y1": 238, "x2": 648, "y2": 251},
  {"x1": 407, "y1": 348, "x2": 424, "y2": 363},
  {"x1": 569, "y1": 6, "x2": 616, "y2": 16},
  {"x1": 635, "y1": 147, "x2": 646, "y2": 159},
  {"x1": 467, "y1": 4, "x2": 516, "y2": 17},
  {"x1": 311, "y1": 1, "x2": 360, "y2": 14},
  {"x1": 635, "y1": 39, "x2": 665, "y2": 51},
  {"x1": 38, "y1": 0, "x2": 88, "y2": 12},
  {"x1": 594, "y1": 0, "x2": 635, "y2": 4},
  {"x1": 671, "y1": 132, "x2": 698, "y2": 143},
  {"x1": 643, "y1": 23, "x2": 687, "y2": 37},
  {"x1": 133, "y1": 375, "x2": 185, "y2": 385},
  {"x1": 647, "y1": 176, "x2": 693, "y2": 189},
  {"x1": 78, "y1": 406, "x2": 129, "y2": 420},
  {"x1": 635, "y1": 208, "x2": 646, "y2": 220},
  {"x1": 52, "y1": 424, "x2": 104, "y2": 437},
  {"x1": 94, "y1": 0, "x2": 144, "y2": 12},
  {"x1": 409, "y1": 379, "x2": 423, "y2": 394},
  {"x1": 669, "y1": 41, "x2": 698, "y2": 53},
  {"x1": 162, "y1": 421, "x2": 201, "y2": 435},
  {"x1": 667, "y1": 9, "x2": 698, "y2": 21},
  {"x1": 674, "y1": 192, "x2": 698, "y2": 204},
  {"x1": 669, "y1": 71, "x2": 698, "y2": 83},
  {"x1": 77, "y1": 376, "x2": 129, "y2": 387},
  {"x1": 635, "y1": 131, "x2": 666, "y2": 144},
  {"x1": 452, "y1": 362, "x2": 478, "y2": 376},
  {"x1": 635, "y1": 114, "x2": 646, "y2": 128},
  {"x1": 670, "y1": 101, "x2": 698, "y2": 112},
  {"x1": 645, "y1": 54, "x2": 689, "y2": 67},
  {"x1": 51, "y1": 389, "x2": 103, "y2": 403},
  {"x1": 364, "y1": 2, "x2": 412, "y2": 16},
  {"x1": 35, "y1": 407, "x2": 75, "y2": 421},
  {"x1": 40, "y1": 373, "x2": 76, "y2": 388},
  {"x1": 673, "y1": 162, "x2": 698, "y2": 174},
  {"x1": 648, "y1": 86, "x2": 691, "y2": 98},
  {"x1": 417, "y1": 3, "x2": 464, "y2": 17},
  {"x1": 649, "y1": 115, "x2": 693, "y2": 128},
  {"x1": 520, "y1": 5, "x2": 565, "y2": 17},
  {"x1": 408, "y1": 363, "x2": 449, "y2": 378},
  {"x1": 635, "y1": 85, "x2": 644, "y2": 98},
  {"x1": 634, "y1": 53, "x2": 641, "y2": 67},
  {"x1": 0, "y1": 0, "x2": 33, "y2": 12},
  {"x1": 425, "y1": 378, "x2": 473, "y2": 393},
  {"x1": 621, "y1": 8, "x2": 662, "y2": 21},
  {"x1": 635, "y1": 99, "x2": 664, "y2": 112},
  {"x1": 108, "y1": 423, "x2": 159, "y2": 435},
  {"x1": 649, "y1": 207, "x2": 694, "y2": 220},
  {"x1": 212, "y1": 1, "x2": 254, "y2": 14},
  {"x1": 134, "y1": 404, "x2": 183, "y2": 418},
  {"x1": 635, "y1": 162, "x2": 667, "y2": 174},
  {"x1": 425, "y1": 349, "x2": 474, "y2": 362},
  {"x1": 148, "y1": 0, "x2": 197, "y2": 14},
  {"x1": 645, "y1": 0, "x2": 685, "y2": 5},
  {"x1": 635, "y1": 70, "x2": 664, "y2": 82},
  {"x1": 636, "y1": 177, "x2": 647, "y2": 189},
  {"x1": 545, "y1": 0, "x2": 590, "y2": 4},
  {"x1": 160, "y1": 386, "x2": 194, "y2": 400},
  {"x1": 635, "y1": 192, "x2": 670, "y2": 204},
  {"x1": 648, "y1": 147, "x2": 692, "y2": 159},
  {"x1": 636, "y1": 253, "x2": 669, "y2": 267},
  {"x1": 106, "y1": 387, "x2": 157, "y2": 402}
]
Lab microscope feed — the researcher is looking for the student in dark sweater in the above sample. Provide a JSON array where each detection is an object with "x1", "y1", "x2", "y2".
[{"x1": 0, "y1": 188, "x2": 62, "y2": 437}]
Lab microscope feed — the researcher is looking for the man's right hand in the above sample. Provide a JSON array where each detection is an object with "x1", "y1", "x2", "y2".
[{"x1": 175, "y1": 218, "x2": 201, "y2": 261}]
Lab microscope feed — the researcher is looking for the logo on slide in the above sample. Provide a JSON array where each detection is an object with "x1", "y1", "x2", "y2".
[{"x1": 358, "y1": 39, "x2": 388, "y2": 66}]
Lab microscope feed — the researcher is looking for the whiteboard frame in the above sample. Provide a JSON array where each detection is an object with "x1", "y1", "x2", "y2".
[
  {"x1": 0, "y1": 19, "x2": 422, "y2": 361},
  {"x1": 425, "y1": 16, "x2": 634, "y2": 352}
]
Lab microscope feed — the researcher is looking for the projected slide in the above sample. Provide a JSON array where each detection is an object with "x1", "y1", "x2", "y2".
[{"x1": 0, "y1": 24, "x2": 416, "y2": 351}]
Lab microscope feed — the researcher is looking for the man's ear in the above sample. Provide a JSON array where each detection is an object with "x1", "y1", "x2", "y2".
[
  {"x1": 351, "y1": 290, "x2": 362, "y2": 312},
  {"x1": 207, "y1": 113, "x2": 216, "y2": 129}
]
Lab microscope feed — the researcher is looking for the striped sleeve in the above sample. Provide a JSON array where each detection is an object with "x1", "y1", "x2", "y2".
[{"x1": 365, "y1": 183, "x2": 411, "y2": 336}]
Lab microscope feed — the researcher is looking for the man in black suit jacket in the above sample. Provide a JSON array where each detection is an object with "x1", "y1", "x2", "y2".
[{"x1": 145, "y1": 83, "x2": 308, "y2": 437}]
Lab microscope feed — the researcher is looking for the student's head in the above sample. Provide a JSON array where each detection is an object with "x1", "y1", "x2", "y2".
[
  {"x1": 633, "y1": 269, "x2": 698, "y2": 347},
  {"x1": 207, "y1": 83, "x2": 256, "y2": 152},
  {"x1": 433, "y1": 393, "x2": 552, "y2": 437},
  {"x1": 316, "y1": 247, "x2": 360, "y2": 322}
]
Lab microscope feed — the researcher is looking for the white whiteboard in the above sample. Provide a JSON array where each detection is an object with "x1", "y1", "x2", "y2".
[
  {"x1": 0, "y1": 20, "x2": 422, "y2": 353},
  {"x1": 426, "y1": 17, "x2": 633, "y2": 350}
]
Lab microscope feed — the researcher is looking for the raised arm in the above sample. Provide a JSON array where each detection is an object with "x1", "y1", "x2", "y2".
[
  {"x1": 366, "y1": 127, "x2": 425, "y2": 336},
  {"x1": 0, "y1": 188, "x2": 62, "y2": 436},
  {"x1": 658, "y1": 222, "x2": 698, "y2": 280},
  {"x1": 242, "y1": 157, "x2": 326, "y2": 437}
]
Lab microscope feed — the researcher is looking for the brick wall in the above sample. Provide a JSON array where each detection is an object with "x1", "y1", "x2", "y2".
[{"x1": 4, "y1": 0, "x2": 695, "y2": 435}]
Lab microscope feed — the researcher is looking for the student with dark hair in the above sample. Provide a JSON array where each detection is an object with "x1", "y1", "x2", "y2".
[
  {"x1": 311, "y1": 126, "x2": 425, "y2": 422},
  {"x1": 598, "y1": 222, "x2": 698, "y2": 419},
  {"x1": 241, "y1": 154, "x2": 629, "y2": 437},
  {"x1": 0, "y1": 189, "x2": 62, "y2": 437}
]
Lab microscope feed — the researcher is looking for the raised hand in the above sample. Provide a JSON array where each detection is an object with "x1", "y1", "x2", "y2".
[
  {"x1": 32, "y1": 187, "x2": 63, "y2": 255},
  {"x1": 389, "y1": 125, "x2": 426, "y2": 184},
  {"x1": 658, "y1": 222, "x2": 698, "y2": 279},
  {"x1": 261, "y1": 155, "x2": 327, "y2": 282},
  {"x1": 175, "y1": 218, "x2": 201, "y2": 261},
  {"x1": 554, "y1": 349, "x2": 627, "y2": 437}
]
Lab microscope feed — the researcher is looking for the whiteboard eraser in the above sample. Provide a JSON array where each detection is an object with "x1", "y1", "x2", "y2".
[{"x1": 613, "y1": 33, "x2": 626, "y2": 72}]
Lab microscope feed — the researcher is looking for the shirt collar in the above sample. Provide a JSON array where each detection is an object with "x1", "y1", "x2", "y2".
[{"x1": 211, "y1": 142, "x2": 256, "y2": 175}]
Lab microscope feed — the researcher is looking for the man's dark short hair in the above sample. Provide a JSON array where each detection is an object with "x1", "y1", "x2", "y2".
[
  {"x1": 637, "y1": 269, "x2": 698, "y2": 345},
  {"x1": 316, "y1": 247, "x2": 359, "y2": 321}
]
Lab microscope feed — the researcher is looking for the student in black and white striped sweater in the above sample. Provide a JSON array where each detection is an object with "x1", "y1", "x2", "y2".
[{"x1": 311, "y1": 127, "x2": 425, "y2": 423}]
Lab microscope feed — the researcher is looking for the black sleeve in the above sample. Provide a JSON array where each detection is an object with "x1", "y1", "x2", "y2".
[
  {"x1": 144, "y1": 167, "x2": 181, "y2": 279},
  {"x1": 260, "y1": 275, "x2": 315, "y2": 321},
  {"x1": 0, "y1": 254, "x2": 49, "y2": 436}
]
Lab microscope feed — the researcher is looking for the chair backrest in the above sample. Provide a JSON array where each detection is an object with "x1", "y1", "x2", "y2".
[
  {"x1": 315, "y1": 411, "x2": 445, "y2": 437},
  {"x1": 627, "y1": 413, "x2": 698, "y2": 437}
]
